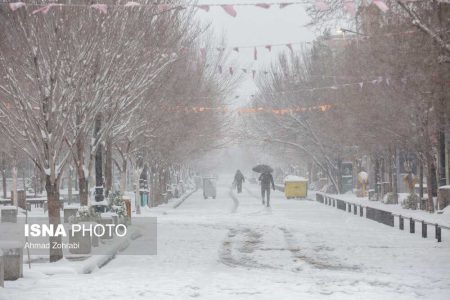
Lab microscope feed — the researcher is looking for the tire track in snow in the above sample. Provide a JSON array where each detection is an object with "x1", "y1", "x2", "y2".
[
  {"x1": 244, "y1": 185, "x2": 260, "y2": 201},
  {"x1": 228, "y1": 185, "x2": 239, "y2": 213},
  {"x1": 279, "y1": 227, "x2": 361, "y2": 272},
  {"x1": 219, "y1": 227, "x2": 276, "y2": 270}
]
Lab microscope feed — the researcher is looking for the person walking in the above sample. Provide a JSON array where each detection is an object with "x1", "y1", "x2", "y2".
[
  {"x1": 259, "y1": 171, "x2": 275, "y2": 207},
  {"x1": 233, "y1": 170, "x2": 245, "y2": 193}
]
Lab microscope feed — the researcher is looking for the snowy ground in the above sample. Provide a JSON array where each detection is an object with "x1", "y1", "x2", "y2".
[{"x1": 1, "y1": 174, "x2": 450, "y2": 300}]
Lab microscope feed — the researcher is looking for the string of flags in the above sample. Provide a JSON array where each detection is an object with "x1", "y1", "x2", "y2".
[
  {"x1": 1, "y1": 73, "x2": 423, "y2": 114},
  {"x1": 200, "y1": 42, "x2": 302, "y2": 64},
  {"x1": 200, "y1": 27, "x2": 425, "y2": 62},
  {"x1": 213, "y1": 61, "x2": 415, "y2": 87},
  {"x1": 3, "y1": 1, "x2": 400, "y2": 17},
  {"x1": 164, "y1": 75, "x2": 412, "y2": 101},
  {"x1": 167, "y1": 104, "x2": 333, "y2": 115},
  {"x1": 178, "y1": 74, "x2": 416, "y2": 100}
]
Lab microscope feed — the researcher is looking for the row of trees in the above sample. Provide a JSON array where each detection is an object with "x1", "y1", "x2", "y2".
[
  {"x1": 246, "y1": 1, "x2": 449, "y2": 211},
  {"x1": 0, "y1": 2, "x2": 234, "y2": 261}
]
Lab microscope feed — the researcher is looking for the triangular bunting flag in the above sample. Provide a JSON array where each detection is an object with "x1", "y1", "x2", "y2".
[
  {"x1": 197, "y1": 5, "x2": 210, "y2": 12},
  {"x1": 124, "y1": 2, "x2": 140, "y2": 7},
  {"x1": 221, "y1": 5, "x2": 237, "y2": 17},
  {"x1": 91, "y1": 4, "x2": 108, "y2": 14},
  {"x1": 256, "y1": 4, "x2": 271, "y2": 9},
  {"x1": 286, "y1": 43, "x2": 293, "y2": 52},
  {"x1": 9, "y1": 2, "x2": 26, "y2": 11},
  {"x1": 32, "y1": 3, "x2": 59, "y2": 15},
  {"x1": 233, "y1": 47, "x2": 239, "y2": 52},
  {"x1": 157, "y1": 4, "x2": 173, "y2": 12},
  {"x1": 279, "y1": 3, "x2": 293, "y2": 8},
  {"x1": 265, "y1": 45, "x2": 272, "y2": 52},
  {"x1": 254, "y1": 47, "x2": 258, "y2": 60},
  {"x1": 373, "y1": 0, "x2": 389, "y2": 12}
]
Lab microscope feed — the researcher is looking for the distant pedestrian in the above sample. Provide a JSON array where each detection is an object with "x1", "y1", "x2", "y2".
[
  {"x1": 259, "y1": 171, "x2": 275, "y2": 207},
  {"x1": 233, "y1": 170, "x2": 245, "y2": 193}
]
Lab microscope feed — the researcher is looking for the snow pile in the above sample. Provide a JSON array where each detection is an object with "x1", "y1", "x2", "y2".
[
  {"x1": 441, "y1": 205, "x2": 450, "y2": 215},
  {"x1": 358, "y1": 171, "x2": 368, "y2": 181},
  {"x1": 64, "y1": 203, "x2": 80, "y2": 209},
  {"x1": 284, "y1": 175, "x2": 308, "y2": 182}
]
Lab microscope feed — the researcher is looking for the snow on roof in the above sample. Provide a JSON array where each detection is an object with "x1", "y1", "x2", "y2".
[
  {"x1": 358, "y1": 171, "x2": 368, "y2": 181},
  {"x1": 284, "y1": 175, "x2": 308, "y2": 182},
  {"x1": 0, "y1": 205, "x2": 17, "y2": 210},
  {"x1": 439, "y1": 185, "x2": 450, "y2": 190}
]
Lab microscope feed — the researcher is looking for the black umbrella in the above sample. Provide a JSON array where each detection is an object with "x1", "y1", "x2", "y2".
[{"x1": 252, "y1": 164, "x2": 273, "y2": 173}]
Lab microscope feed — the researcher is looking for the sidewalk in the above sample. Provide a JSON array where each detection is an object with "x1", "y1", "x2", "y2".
[
  {"x1": 20, "y1": 226, "x2": 141, "y2": 276},
  {"x1": 311, "y1": 191, "x2": 450, "y2": 228}
]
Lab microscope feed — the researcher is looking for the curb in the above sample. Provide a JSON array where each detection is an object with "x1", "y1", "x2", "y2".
[
  {"x1": 76, "y1": 226, "x2": 142, "y2": 274},
  {"x1": 173, "y1": 189, "x2": 197, "y2": 209}
]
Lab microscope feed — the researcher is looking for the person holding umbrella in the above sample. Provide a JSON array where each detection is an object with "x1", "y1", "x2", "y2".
[{"x1": 253, "y1": 164, "x2": 275, "y2": 207}]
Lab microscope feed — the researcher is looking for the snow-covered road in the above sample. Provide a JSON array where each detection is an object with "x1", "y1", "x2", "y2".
[{"x1": 2, "y1": 175, "x2": 450, "y2": 300}]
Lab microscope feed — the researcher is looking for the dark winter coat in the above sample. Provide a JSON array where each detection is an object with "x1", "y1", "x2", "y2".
[
  {"x1": 259, "y1": 172, "x2": 275, "y2": 189},
  {"x1": 234, "y1": 170, "x2": 245, "y2": 184}
]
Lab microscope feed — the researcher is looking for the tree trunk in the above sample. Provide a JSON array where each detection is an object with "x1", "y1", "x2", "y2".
[
  {"x1": 307, "y1": 161, "x2": 313, "y2": 183},
  {"x1": 105, "y1": 138, "x2": 113, "y2": 197},
  {"x1": 2, "y1": 171, "x2": 6, "y2": 199},
  {"x1": 374, "y1": 155, "x2": 380, "y2": 199},
  {"x1": 426, "y1": 154, "x2": 435, "y2": 213},
  {"x1": 436, "y1": 4, "x2": 448, "y2": 187},
  {"x1": 1, "y1": 164, "x2": 6, "y2": 199},
  {"x1": 94, "y1": 114, "x2": 104, "y2": 208},
  {"x1": 391, "y1": 149, "x2": 398, "y2": 204},
  {"x1": 134, "y1": 167, "x2": 141, "y2": 213},
  {"x1": 120, "y1": 158, "x2": 128, "y2": 194},
  {"x1": 438, "y1": 120, "x2": 447, "y2": 187},
  {"x1": 45, "y1": 175, "x2": 63, "y2": 262},
  {"x1": 336, "y1": 159, "x2": 342, "y2": 194},
  {"x1": 33, "y1": 166, "x2": 38, "y2": 197},
  {"x1": 22, "y1": 169, "x2": 26, "y2": 191},
  {"x1": 78, "y1": 176, "x2": 89, "y2": 206},
  {"x1": 12, "y1": 162, "x2": 17, "y2": 206},
  {"x1": 76, "y1": 137, "x2": 89, "y2": 206},
  {"x1": 0, "y1": 154, "x2": 5, "y2": 199},
  {"x1": 150, "y1": 168, "x2": 156, "y2": 207},
  {"x1": 419, "y1": 160, "x2": 424, "y2": 200},
  {"x1": 68, "y1": 166, "x2": 73, "y2": 205}
]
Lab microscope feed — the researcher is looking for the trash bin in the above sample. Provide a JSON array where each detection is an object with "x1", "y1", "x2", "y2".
[
  {"x1": 202, "y1": 177, "x2": 216, "y2": 199},
  {"x1": 284, "y1": 175, "x2": 308, "y2": 199}
]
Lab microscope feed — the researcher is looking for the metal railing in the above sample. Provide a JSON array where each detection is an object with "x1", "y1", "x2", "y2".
[{"x1": 316, "y1": 192, "x2": 448, "y2": 242}]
